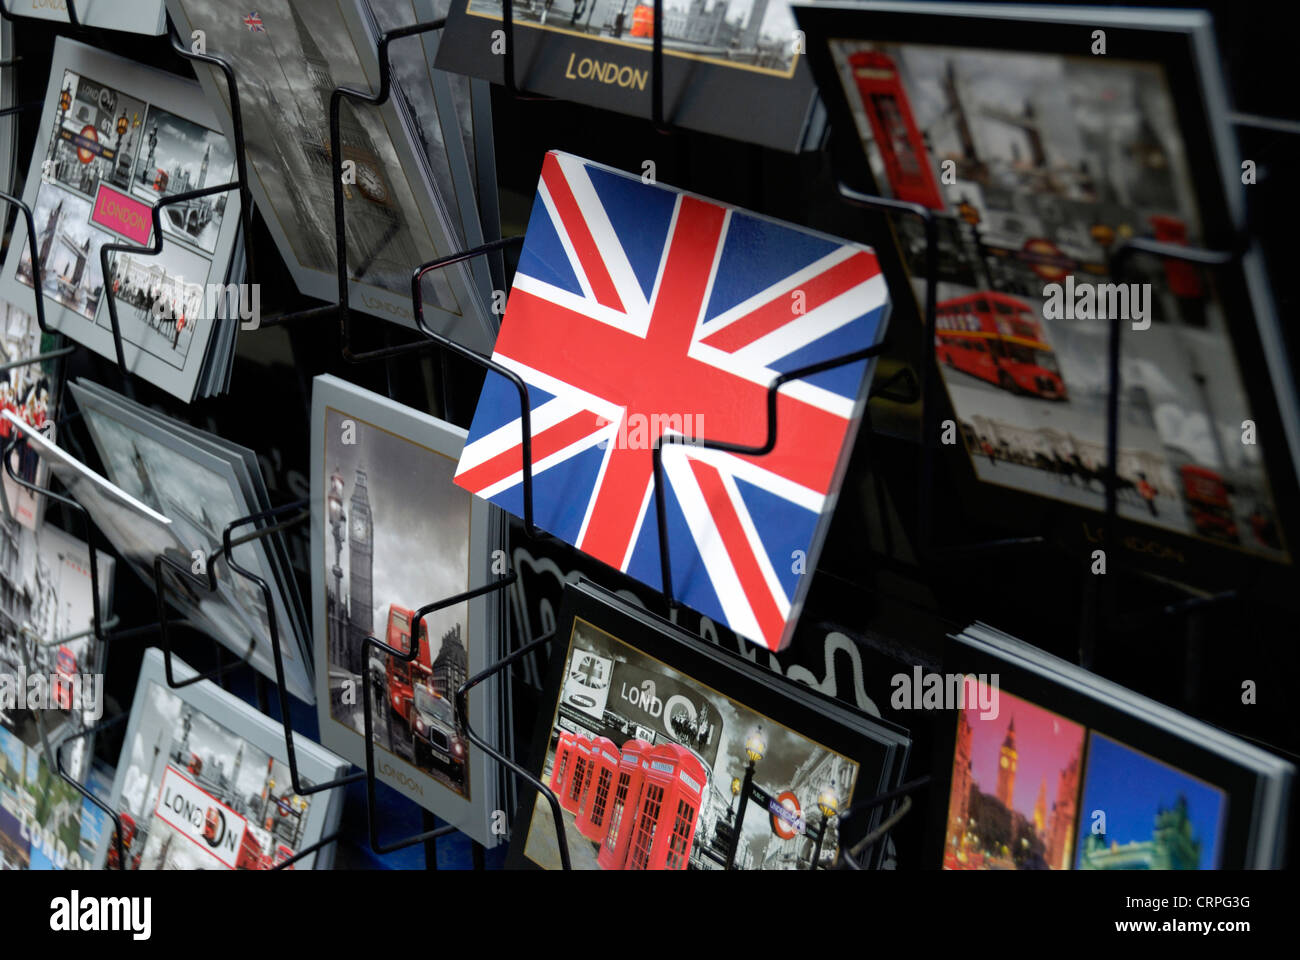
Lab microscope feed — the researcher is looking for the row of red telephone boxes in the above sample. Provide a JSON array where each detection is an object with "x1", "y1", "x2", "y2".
[{"x1": 550, "y1": 731, "x2": 709, "y2": 870}]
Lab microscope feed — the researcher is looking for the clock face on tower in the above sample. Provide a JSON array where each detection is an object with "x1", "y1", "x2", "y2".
[
  {"x1": 353, "y1": 515, "x2": 368, "y2": 542},
  {"x1": 1000, "y1": 756, "x2": 1009, "y2": 768},
  {"x1": 355, "y1": 162, "x2": 388, "y2": 205}
]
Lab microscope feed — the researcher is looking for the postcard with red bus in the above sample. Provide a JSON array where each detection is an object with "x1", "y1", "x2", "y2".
[{"x1": 820, "y1": 30, "x2": 1288, "y2": 563}]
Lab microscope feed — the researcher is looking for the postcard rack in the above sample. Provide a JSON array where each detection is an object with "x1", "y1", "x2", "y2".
[{"x1": 0, "y1": 2, "x2": 1262, "y2": 872}]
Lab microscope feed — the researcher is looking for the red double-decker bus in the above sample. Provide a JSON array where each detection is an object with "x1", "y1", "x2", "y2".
[
  {"x1": 1179, "y1": 465, "x2": 1238, "y2": 543},
  {"x1": 384, "y1": 605, "x2": 467, "y2": 782},
  {"x1": 935, "y1": 292, "x2": 1067, "y2": 400}
]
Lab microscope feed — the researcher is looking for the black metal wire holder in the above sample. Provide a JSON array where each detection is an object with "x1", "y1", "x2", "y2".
[
  {"x1": 149, "y1": 492, "x2": 337, "y2": 697},
  {"x1": 0, "y1": 433, "x2": 189, "y2": 866},
  {"x1": 0, "y1": 98, "x2": 39, "y2": 117},
  {"x1": 456, "y1": 630, "x2": 572, "y2": 870},
  {"x1": 219, "y1": 500, "x2": 367, "y2": 797},
  {"x1": 1074, "y1": 236, "x2": 1244, "y2": 665},
  {"x1": 99, "y1": 180, "x2": 243, "y2": 380},
  {"x1": 0, "y1": 188, "x2": 54, "y2": 334},
  {"x1": 498, "y1": 0, "x2": 554, "y2": 102},
  {"x1": 359, "y1": 575, "x2": 518, "y2": 855},
  {"x1": 149, "y1": 554, "x2": 255, "y2": 688},
  {"x1": 54, "y1": 712, "x2": 129, "y2": 870},
  {"x1": 650, "y1": 341, "x2": 890, "y2": 609},
  {"x1": 166, "y1": 20, "x2": 257, "y2": 285},
  {"x1": 833, "y1": 773, "x2": 929, "y2": 867},
  {"x1": 2, "y1": 434, "x2": 111, "y2": 644},
  {"x1": 0, "y1": 185, "x2": 81, "y2": 414},
  {"x1": 257, "y1": 18, "x2": 467, "y2": 362},
  {"x1": 412, "y1": 238, "x2": 540, "y2": 538},
  {"x1": 836, "y1": 183, "x2": 1049, "y2": 562},
  {"x1": 217, "y1": 498, "x2": 526, "y2": 862},
  {"x1": 270, "y1": 830, "x2": 343, "y2": 871}
]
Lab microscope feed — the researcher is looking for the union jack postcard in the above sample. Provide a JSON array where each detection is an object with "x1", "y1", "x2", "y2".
[{"x1": 455, "y1": 152, "x2": 890, "y2": 651}]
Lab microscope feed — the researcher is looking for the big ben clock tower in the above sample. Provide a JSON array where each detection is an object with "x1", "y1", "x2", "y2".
[
  {"x1": 996, "y1": 716, "x2": 1018, "y2": 810},
  {"x1": 347, "y1": 467, "x2": 374, "y2": 676}
]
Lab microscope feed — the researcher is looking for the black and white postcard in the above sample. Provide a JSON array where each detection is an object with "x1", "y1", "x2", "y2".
[
  {"x1": 96, "y1": 649, "x2": 346, "y2": 869},
  {"x1": 311, "y1": 374, "x2": 502, "y2": 844}
]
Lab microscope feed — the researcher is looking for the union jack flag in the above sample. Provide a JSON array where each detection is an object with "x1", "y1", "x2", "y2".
[
  {"x1": 244, "y1": 11, "x2": 265, "y2": 31},
  {"x1": 455, "y1": 152, "x2": 889, "y2": 651}
]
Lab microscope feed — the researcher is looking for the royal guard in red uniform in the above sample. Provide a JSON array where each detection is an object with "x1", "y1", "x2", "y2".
[
  {"x1": 623, "y1": 743, "x2": 707, "y2": 870},
  {"x1": 0, "y1": 383, "x2": 14, "y2": 440},
  {"x1": 597, "y1": 738, "x2": 651, "y2": 870},
  {"x1": 574, "y1": 736, "x2": 620, "y2": 843},
  {"x1": 26, "y1": 388, "x2": 48, "y2": 481}
]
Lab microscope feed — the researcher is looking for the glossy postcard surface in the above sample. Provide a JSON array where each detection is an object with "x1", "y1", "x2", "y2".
[
  {"x1": 522, "y1": 614, "x2": 861, "y2": 870},
  {"x1": 826, "y1": 32, "x2": 1286, "y2": 560},
  {"x1": 1075, "y1": 731, "x2": 1225, "y2": 870},
  {"x1": 456, "y1": 151, "x2": 888, "y2": 651},
  {"x1": 944, "y1": 682, "x2": 1085, "y2": 870}
]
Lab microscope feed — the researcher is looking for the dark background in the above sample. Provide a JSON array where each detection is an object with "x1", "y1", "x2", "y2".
[{"x1": 1, "y1": 0, "x2": 1296, "y2": 870}]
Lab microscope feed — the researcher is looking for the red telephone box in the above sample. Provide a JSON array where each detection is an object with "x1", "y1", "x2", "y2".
[
  {"x1": 624, "y1": 744, "x2": 707, "y2": 871},
  {"x1": 550, "y1": 730, "x2": 578, "y2": 798},
  {"x1": 561, "y1": 736, "x2": 594, "y2": 814},
  {"x1": 1149, "y1": 215, "x2": 1203, "y2": 299},
  {"x1": 597, "y1": 739, "x2": 652, "y2": 870},
  {"x1": 575, "y1": 736, "x2": 620, "y2": 843},
  {"x1": 848, "y1": 50, "x2": 945, "y2": 211}
]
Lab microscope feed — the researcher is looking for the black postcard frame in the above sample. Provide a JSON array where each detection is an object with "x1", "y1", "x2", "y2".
[
  {"x1": 925, "y1": 630, "x2": 1287, "y2": 871},
  {"x1": 506, "y1": 578, "x2": 912, "y2": 870},
  {"x1": 795, "y1": 1, "x2": 1300, "y2": 603}
]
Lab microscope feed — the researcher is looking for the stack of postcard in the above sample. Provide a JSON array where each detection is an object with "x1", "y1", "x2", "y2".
[
  {"x1": 66, "y1": 380, "x2": 314, "y2": 701},
  {"x1": 934, "y1": 623, "x2": 1294, "y2": 869},
  {"x1": 0, "y1": 300, "x2": 63, "y2": 531},
  {"x1": 95, "y1": 648, "x2": 348, "y2": 869},
  {"x1": 0, "y1": 517, "x2": 115, "y2": 871},
  {"x1": 310, "y1": 375, "x2": 511, "y2": 847},
  {"x1": 4, "y1": 382, "x2": 315, "y2": 704},
  {"x1": 0, "y1": 38, "x2": 247, "y2": 402},
  {"x1": 162, "y1": 0, "x2": 503, "y2": 349},
  {"x1": 508, "y1": 580, "x2": 912, "y2": 870},
  {"x1": 436, "y1": 0, "x2": 826, "y2": 152},
  {"x1": 0, "y1": 0, "x2": 168, "y2": 33},
  {"x1": 795, "y1": 2, "x2": 1299, "y2": 584}
]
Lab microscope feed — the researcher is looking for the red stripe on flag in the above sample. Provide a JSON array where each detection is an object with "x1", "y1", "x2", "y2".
[
  {"x1": 647, "y1": 196, "x2": 728, "y2": 354},
  {"x1": 688, "y1": 458, "x2": 786, "y2": 650},
  {"x1": 540, "y1": 154, "x2": 625, "y2": 313},
  {"x1": 700, "y1": 250, "x2": 879, "y2": 353},
  {"x1": 455, "y1": 408, "x2": 607, "y2": 494},
  {"x1": 576, "y1": 443, "x2": 652, "y2": 568},
  {"x1": 494, "y1": 289, "x2": 850, "y2": 496}
]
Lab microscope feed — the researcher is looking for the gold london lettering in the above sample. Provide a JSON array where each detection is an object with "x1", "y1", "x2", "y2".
[{"x1": 564, "y1": 52, "x2": 649, "y2": 91}]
